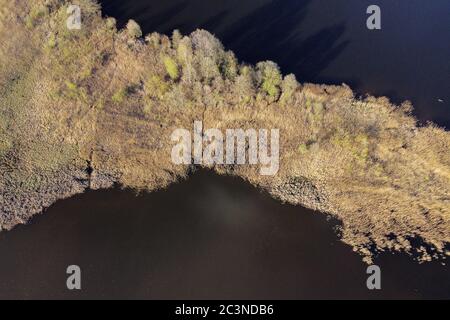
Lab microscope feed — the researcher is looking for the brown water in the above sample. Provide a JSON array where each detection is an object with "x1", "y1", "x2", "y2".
[{"x1": 0, "y1": 170, "x2": 448, "y2": 299}]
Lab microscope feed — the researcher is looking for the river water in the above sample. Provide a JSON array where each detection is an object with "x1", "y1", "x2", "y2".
[{"x1": 0, "y1": 0, "x2": 449, "y2": 299}]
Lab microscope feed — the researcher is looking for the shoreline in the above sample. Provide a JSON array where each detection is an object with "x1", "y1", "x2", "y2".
[{"x1": 0, "y1": 0, "x2": 449, "y2": 264}]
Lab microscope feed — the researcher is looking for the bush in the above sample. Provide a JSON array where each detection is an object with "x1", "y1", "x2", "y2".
[
  {"x1": 280, "y1": 74, "x2": 298, "y2": 104},
  {"x1": 172, "y1": 29, "x2": 182, "y2": 49},
  {"x1": 126, "y1": 19, "x2": 142, "y2": 38},
  {"x1": 25, "y1": 4, "x2": 49, "y2": 29},
  {"x1": 112, "y1": 87, "x2": 127, "y2": 104},
  {"x1": 257, "y1": 61, "x2": 282, "y2": 99},
  {"x1": 163, "y1": 56, "x2": 179, "y2": 80},
  {"x1": 145, "y1": 75, "x2": 169, "y2": 99},
  {"x1": 63, "y1": 81, "x2": 87, "y2": 102},
  {"x1": 106, "y1": 17, "x2": 117, "y2": 30},
  {"x1": 222, "y1": 51, "x2": 238, "y2": 80}
]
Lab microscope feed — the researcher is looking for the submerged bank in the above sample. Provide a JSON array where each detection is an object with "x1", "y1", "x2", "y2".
[{"x1": 0, "y1": 0, "x2": 449, "y2": 263}]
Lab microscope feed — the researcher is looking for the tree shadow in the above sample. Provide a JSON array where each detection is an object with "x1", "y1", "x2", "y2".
[
  {"x1": 218, "y1": 0, "x2": 349, "y2": 81},
  {"x1": 201, "y1": 10, "x2": 229, "y2": 32},
  {"x1": 101, "y1": 0, "x2": 349, "y2": 82},
  {"x1": 101, "y1": 0, "x2": 190, "y2": 33}
]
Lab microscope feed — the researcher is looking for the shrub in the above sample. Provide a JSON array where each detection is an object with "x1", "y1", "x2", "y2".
[
  {"x1": 280, "y1": 74, "x2": 298, "y2": 104},
  {"x1": 172, "y1": 29, "x2": 182, "y2": 49},
  {"x1": 298, "y1": 143, "x2": 308, "y2": 154},
  {"x1": 163, "y1": 56, "x2": 179, "y2": 80},
  {"x1": 222, "y1": 51, "x2": 238, "y2": 80},
  {"x1": 257, "y1": 61, "x2": 282, "y2": 99},
  {"x1": 145, "y1": 75, "x2": 169, "y2": 99},
  {"x1": 126, "y1": 19, "x2": 142, "y2": 38},
  {"x1": 106, "y1": 17, "x2": 117, "y2": 30},
  {"x1": 63, "y1": 81, "x2": 87, "y2": 102},
  {"x1": 112, "y1": 87, "x2": 127, "y2": 104},
  {"x1": 25, "y1": 4, "x2": 49, "y2": 29}
]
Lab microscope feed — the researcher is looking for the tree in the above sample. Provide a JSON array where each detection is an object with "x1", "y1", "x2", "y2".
[
  {"x1": 191, "y1": 30, "x2": 225, "y2": 83},
  {"x1": 198, "y1": 56, "x2": 220, "y2": 83},
  {"x1": 280, "y1": 73, "x2": 298, "y2": 104},
  {"x1": 163, "y1": 56, "x2": 179, "y2": 80},
  {"x1": 145, "y1": 75, "x2": 168, "y2": 99},
  {"x1": 191, "y1": 30, "x2": 224, "y2": 61},
  {"x1": 126, "y1": 19, "x2": 142, "y2": 38},
  {"x1": 146, "y1": 32, "x2": 160, "y2": 47},
  {"x1": 172, "y1": 29, "x2": 182, "y2": 49},
  {"x1": 233, "y1": 65, "x2": 256, "y2": 103},
  {"x1": 160, "y1": 35, "x2": 172, "y2": 50},
  {"x1": 256, "y1": 61, "x2": 282, "y2": 100},
  {"x1": 222, "y1": 51, "x2": 238, "y2": 80},
  {"x1": 177, "y1": 37, "x2": 196, "y2": 84},
  {"x1": 105, "y1": 17, "x2": 116, "y2": 30}
]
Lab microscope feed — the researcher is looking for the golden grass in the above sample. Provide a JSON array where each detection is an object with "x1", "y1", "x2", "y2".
[{"x1": 0, "y1": 0, "x2": 448, "y2": 262}]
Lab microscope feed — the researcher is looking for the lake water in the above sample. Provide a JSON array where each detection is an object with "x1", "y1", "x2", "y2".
[
  {"x1": 101, "y1": 0, "x2": 450, "y2": 129},
  {"x1": 0, "y1": 170, "x2": 449, "y2": 299},
  {"x1": 0, "y1": 0, "x2": 449, "y2": 299}
]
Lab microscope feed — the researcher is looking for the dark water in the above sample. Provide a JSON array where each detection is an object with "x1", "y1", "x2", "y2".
[
  {"x1": 0, "y1": 170, "x2": 449, "y2": 299},
  {"x1": 1, "y1": 0, "x2": 449, "y2": 300},
  {"x1": 101, "y1": 0, "x2": 450, "y2": 129}
]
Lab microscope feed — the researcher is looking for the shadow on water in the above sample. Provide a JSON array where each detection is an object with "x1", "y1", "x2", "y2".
[
  {"x1": 101, "y1": 0, "x2": 450, "y2": 129},
  {"x1": 0, "y1": 170, "x2": 449, "y2": 299},
  {"x1": 103, "y1": 0, "x2": 349, "y2": 81},
  {"x1": 218, "y1": 0, "x2": 350, "y2": 83}
]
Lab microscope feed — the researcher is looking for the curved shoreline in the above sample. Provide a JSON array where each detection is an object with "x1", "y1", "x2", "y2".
[{"x1": 0, "y1": 0, "x2": 449, "y2": 263}]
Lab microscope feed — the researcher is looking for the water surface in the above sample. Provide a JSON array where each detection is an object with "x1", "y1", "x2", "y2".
[
  {"x1": 1, "y1": 0, "x2": 449, "y2": 300},
  {"x1": 101, "y1": 0, "x2": 450, "y2": 128},
  {"x1": 0, "y1": 171, "x2": 449, "y2": 299}
]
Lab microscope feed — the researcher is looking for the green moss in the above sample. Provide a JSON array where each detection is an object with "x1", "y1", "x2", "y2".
[{"x1": 240, "y1": 66, "x2": 251, "y2": 76}]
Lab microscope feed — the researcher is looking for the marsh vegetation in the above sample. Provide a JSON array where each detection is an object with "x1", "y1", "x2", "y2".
[{"x1": 0, "y1": 0, "x2": 449, "y2": 263}]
